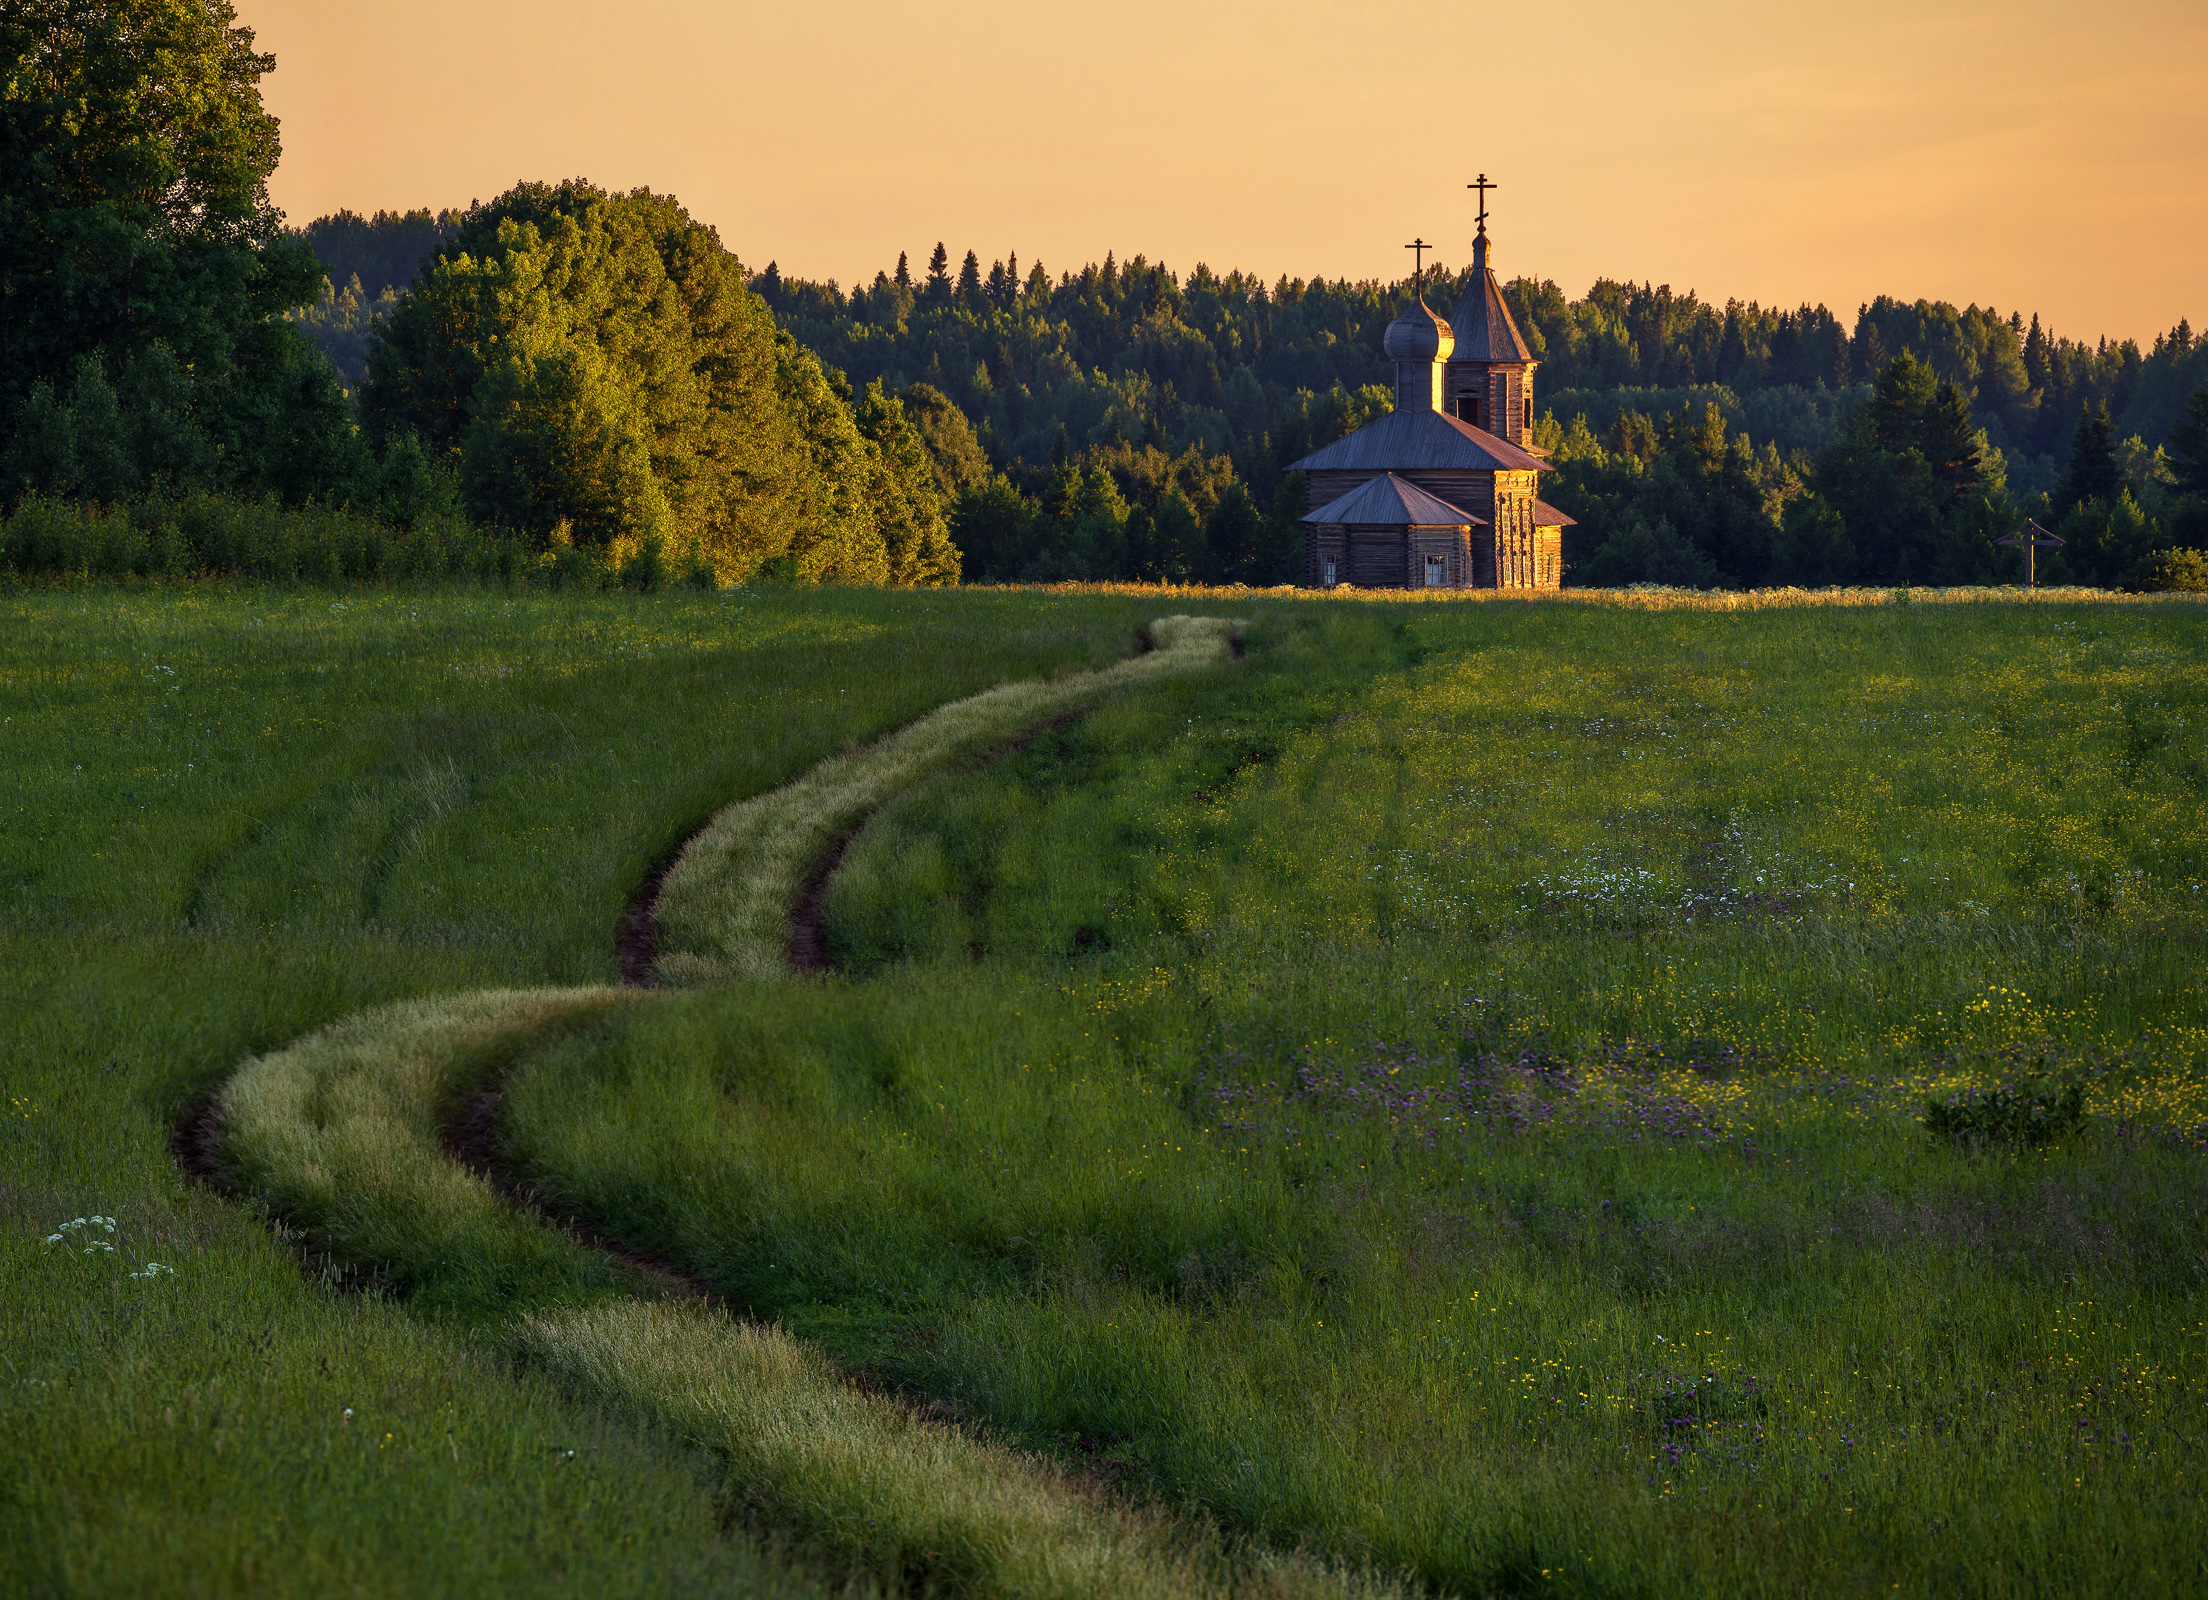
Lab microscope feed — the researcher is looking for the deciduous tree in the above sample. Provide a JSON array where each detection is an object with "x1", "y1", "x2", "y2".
[
  {"x1": 0, "y1": 0, "x2": 357, "y2": 501},
  {"x1": 363, "y1": 180, "x2": 915, "y2": 582}
]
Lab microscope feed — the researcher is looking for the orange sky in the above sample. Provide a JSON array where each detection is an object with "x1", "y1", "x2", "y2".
[{"x1": 249, "y1": 0, "x2": 2206, "y2": 346}]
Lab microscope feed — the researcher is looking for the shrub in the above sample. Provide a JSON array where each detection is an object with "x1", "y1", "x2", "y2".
[
  {"x1": 2128, "y1": 547, "x2": 2208, "y2": 592},
  {"x1": 1922, "y1": 1080, "x2": 2086, "y2": 1148},
  {"x1": 1, "y1": 492, "x2": 537, "y2": 586}
]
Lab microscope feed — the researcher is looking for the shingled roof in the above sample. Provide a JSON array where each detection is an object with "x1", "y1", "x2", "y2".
[
  {"x1": 1451, "y1": 268, "x2": 1534, "y2": 363},
  {"x1": 1300, "y1": 472, "x2": 1485, "y2": 527},
  {"x1": 1287, "y1": 404, "x2": 1549, "y2": 474},
  {"x1": 1534, "y1": 500, "x2": 1577, "y2": 527}
]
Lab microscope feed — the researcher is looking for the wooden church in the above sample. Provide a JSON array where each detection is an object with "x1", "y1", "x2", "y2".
[{"x1": 1295, "y1": 189, "x2": 1572, "y2": 590}]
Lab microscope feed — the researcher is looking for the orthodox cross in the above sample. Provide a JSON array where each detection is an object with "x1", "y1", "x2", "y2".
[
  {"x1": 1404, "y1": 237, "x2": 1433, "y2": 289},
  {"x1": 1995, "y1": 517, "x2": 2065, "y2": 588},
  {"x1": 1467, "y1": 174, "x2": 1497, "y2": 233}
]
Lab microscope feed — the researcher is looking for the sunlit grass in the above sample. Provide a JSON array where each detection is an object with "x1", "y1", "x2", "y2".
[
  {"x1": 656, "y1": 614, "x2": 1239, "y2": 983},
  {"x1": 502, "y1": 595, "x2": 2208, "y2": 1599},
  {"x1": 1, "y1": 582, "x2": 1153, "y2": 1598},
  {"x1": 12, "y1": 583, "x2": 2206, "y2": 1597}
]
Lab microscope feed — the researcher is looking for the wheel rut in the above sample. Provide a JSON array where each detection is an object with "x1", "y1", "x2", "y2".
[
  {"x1": 165, "y1": 617, "x2": 1267, "y2": 1600},
  {"x1": 452, "y1": 698, "x2": 1112, "y2": 1291}
]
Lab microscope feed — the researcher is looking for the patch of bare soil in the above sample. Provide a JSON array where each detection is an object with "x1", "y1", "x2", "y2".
[
  {"x1": 617, "y1": 845, "x2": 688, "y2": 988},
  {"x1": 169, "y1": 1087, "x2": 228, "y2": 1187}
]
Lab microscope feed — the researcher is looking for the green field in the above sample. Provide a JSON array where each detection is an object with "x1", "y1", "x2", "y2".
[{"x1": 6, "y1": 583, "x2": 2206, "y2": 1598}]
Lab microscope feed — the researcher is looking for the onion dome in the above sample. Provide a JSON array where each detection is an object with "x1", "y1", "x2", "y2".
[{"x1": 1383, "y1": 297, "x2": 1455, "y2": 363}]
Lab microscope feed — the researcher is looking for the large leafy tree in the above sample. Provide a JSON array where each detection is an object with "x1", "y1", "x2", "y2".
[
  {"x1": 898, "y1": 382, "x2": 992, "y2": 503},
  {"x1": 365, "y1": 180, "x2": 955, "y2": 582},
  {"x1": 853, "y1": 381, "x2": 961, "y2": 585},
  {"x1": 0, "y1": 0, "x2": 353, "y2": 500}
]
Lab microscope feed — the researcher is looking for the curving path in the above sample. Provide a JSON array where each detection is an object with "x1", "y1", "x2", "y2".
[{"x1": 183, "y1": 617, "x2": 1407, "y2": 1600}]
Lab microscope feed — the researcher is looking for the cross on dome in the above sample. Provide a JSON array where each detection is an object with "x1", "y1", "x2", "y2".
[{"x1": 1404, "y1": 237, "x2": 1433, "y2": 287}]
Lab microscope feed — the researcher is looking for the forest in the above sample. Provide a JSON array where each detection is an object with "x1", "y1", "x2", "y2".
[{"x1": 5, "y1": 1, "x2": 2206, "y2": 590}]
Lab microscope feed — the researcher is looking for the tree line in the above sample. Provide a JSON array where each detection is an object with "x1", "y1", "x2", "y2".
[
  {"x1": 0, "y1": 2, "x2": 955, "y2": 586},
  {"x1": 749, "y1": 241, "x2": 2206, "y2": 587},
  {"x1": 4, "y1": 1, "x2": 2202, "y2": 590}
]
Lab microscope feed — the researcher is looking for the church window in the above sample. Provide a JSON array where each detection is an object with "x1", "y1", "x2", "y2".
[
  {"x1": 1425, "y1": 554, "x2": 1446, "y2": 586},
  {"x1": 1321, "y1": 555, "x2": 1337, "y2": 587}
]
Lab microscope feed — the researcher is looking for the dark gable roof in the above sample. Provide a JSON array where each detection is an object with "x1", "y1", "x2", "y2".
[
  {"x1": 1450, "y1": 267, "x2": 1533, "y2": 363},
  {"x1": 1288, "y1": 405, "x2": 1550, "y2": 474},
  {"x1": 1300, "y1": 472, "x2": 1485, "y2": 527},
  {"x1": 1533, "y1": 499, "x2": 1577, "y2": 527}
]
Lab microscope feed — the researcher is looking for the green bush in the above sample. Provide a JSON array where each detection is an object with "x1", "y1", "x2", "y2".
[
  {"x1": 1922, "y1": 1080, "x2": 2087, "y2": 1147},
  {"x1": 2130, "y1": 546, "x2": 2208, "y2": 592},
  {"x1": 0, "y1": 492, "x2": 539, "y2": 585}
]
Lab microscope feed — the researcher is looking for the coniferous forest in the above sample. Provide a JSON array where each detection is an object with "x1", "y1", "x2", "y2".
[{"x1": 6, "y1": 1, "x2": 2207, "y2": 590}]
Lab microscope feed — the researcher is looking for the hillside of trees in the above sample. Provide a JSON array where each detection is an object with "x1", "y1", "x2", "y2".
[
  {"x1": 5, "y1": 2, "x2": 2203, "y2": 591},
  {"x1": 743, "y1": 241, "x2": 2206, "y2": 586},
  {"x1": 0, "y1": 1, "x2": 951, "y2": 586}
]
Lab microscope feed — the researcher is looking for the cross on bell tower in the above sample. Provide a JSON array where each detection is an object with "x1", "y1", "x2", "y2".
[
  {"x1": 1445, "y1": 172, "x2": 1537, "y2": 447},
  {"x1": 1467, "y1": 174, "x2": 1497, "y2": 237}
]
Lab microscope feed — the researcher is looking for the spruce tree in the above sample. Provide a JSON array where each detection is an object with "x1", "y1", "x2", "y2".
[
  {"x1": 1716, "y1": 307, "x2": 1748, "y2": 383},
  {"x1": 956, "y1": 249, "x2": 983, "y2": 307},
  {"x1": 1855, "y1": 321, "x2": 1887, "y2": 382},
  {"x1": 894, "y1": 251, "x2": 911, "y2": 289},
  {"x1": 2023, "y1": 313, "x2": 2051, "y2": 391},
  {"x1": 1920, "y1": 380, "x2": 1985, "y2": 504},
  {"x1": 2052, "y1": 400, "x2": 2120, "y2": 512},
  {"x1": 1869, "y1": 352, "x2": 1936, "y2": 452},
  {"x1": 925, "y1": 242, "x2": 950, "y2": 302},
  {"x1": 2163, "y1": 381, "x2": 2208, "y2": 498}
]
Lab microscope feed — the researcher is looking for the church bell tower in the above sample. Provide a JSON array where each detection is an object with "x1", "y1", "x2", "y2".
[{"x1": 1444, "y1": 175, "x2": 1539, "y2": 447}]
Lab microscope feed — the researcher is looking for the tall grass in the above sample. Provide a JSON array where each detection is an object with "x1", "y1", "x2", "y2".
[
  {"x1": 15, "y1": 585, "x2": 2205, "y2": 1597},
  {"x1": 496, "y1": 598, "x2": 2208, "y2": 1599},
  {"x1": 655, "y1": 615, "x2": 1239, "y2": 983},
  {"x1": 192, "y1": 604, "x2": 1430, "y2": 1600},
  {"x1": 521, "y1": 1302, "x2": 1416, "y2": 1600},
  {"x1": 206, "y1": 976, "x2": 1424, "y2": 1599},
  {"x1": 1, "y1": 585, "x2": 1156, "y2": 1597},
  {"x1": 216, "y1": 989, "x2": 641, "y2": 1314}
]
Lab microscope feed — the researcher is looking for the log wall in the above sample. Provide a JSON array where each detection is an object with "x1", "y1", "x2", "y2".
[{"x1": 1303, "y1": 470, "x2": 1558, "y2": 590}]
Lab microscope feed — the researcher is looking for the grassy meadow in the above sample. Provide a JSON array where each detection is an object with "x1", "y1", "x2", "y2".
[
  {"x1": 6, "y1": 580, "x2": 2206, "y2": 1597},
  {"x1": 0, "y1": 583, "x2": 1149, "y2": 1596}
]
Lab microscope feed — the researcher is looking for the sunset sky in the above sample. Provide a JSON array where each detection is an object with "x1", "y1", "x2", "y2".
[{"x1": 249, "y1": 0, "x2": 2206, "y2": 346}]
